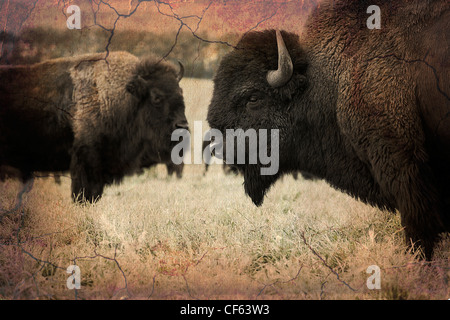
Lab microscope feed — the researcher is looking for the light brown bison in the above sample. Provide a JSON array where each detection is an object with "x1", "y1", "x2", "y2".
[
  {"x1": 0, "y1": 51, "x2": 188, "y2": 202},
  {"x1": 207, "y1": 0, "x2": 449, "y2": 258}
]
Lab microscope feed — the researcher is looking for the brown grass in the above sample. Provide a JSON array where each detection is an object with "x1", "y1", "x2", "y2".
[{"x1": 0, "y1": 78, "x2": 448, "y2": 300}]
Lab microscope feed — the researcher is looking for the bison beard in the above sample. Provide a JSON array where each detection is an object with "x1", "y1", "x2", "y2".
[
  {"x1": 0, "y1": 51, "x2": 187, "y2": 203},
  {"x1": 243, "y1": 165, "x2": 280, "y2": 207},
  {"x1": 207, "y1": 0, "x2": 449, "y2": 259}
]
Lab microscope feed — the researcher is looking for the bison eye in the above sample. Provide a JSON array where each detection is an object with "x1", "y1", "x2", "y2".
[
  {"x1": 150, "y1": 88, "x2": 164, "y2": 106},
  {"x1": 152, "y1": 95, "x2": 161, "y2": 104},
  {"x1": 246, "y1": 95, "x2": 262, "y2": 110}
]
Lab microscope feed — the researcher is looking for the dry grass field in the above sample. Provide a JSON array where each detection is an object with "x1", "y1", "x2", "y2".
[{"x1": 0, "y1": 78, "x2": 448, "y2": 300}]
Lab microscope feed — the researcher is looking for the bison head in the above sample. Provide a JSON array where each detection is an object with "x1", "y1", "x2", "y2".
[
  {"x1": 126, "y1": 58, "x2": 188, "y2": 164},
  {"x1": 207, "y1": 30, "x2": 309, "y2": 206}
]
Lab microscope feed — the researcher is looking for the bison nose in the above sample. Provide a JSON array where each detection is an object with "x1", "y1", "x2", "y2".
[{"x1": 175, "y1": 121, "x2": 189, "y2": 131}]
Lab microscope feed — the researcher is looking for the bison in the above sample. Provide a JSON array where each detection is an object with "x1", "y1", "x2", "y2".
[
  {"x1": 207, "y1": 0, "x2": 449, "y2": 258},
  {"x1": 0, "y1": 51, "x2": 188, "y2": 202}
]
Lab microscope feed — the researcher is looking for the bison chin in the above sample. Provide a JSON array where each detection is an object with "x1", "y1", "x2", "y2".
[{"x1": 243, "y1": 165, "x2": 280, "y2": 206}]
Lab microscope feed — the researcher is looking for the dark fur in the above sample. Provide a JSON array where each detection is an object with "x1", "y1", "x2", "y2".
[
  {"x1": 207, "y1": 0, "x2": 449, "y2": 258},
  {"x1": 0, "y1": 51, "x2": 188, "y2": 202}
]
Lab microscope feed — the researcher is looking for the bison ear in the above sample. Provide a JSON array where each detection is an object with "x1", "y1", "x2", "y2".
[
  {"x1": 177, "y1": 61, "x2": 184, "y2": 82},
  {"x1": 126, "y1": 75, "x2": 147, "y2": 99}
]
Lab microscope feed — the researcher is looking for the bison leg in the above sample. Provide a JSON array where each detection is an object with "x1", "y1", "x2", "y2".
[
  {"x1": 166, "y1": 163, "x2": 183, "y2": 179},
  {"x1": 346, "y1": 116, "x2": 446, "y2": 258},
  {"x1": 399, "y1": 167, "x2": 445, "y2": 259},
  {"x1": 71, "y1": 175, "x2": 104, "y2": 203},
  {"x1": 8, "y1": 177, "x2": 35, "y2": 212},
  {"x1": 372, "y1": 156, "x2": 446, "y2": 259},
  {"x1": 175, "y1": 165, "x2": 183, "y2": 179},
  {"x1": 70, "y1": 146, "x2": 104, "y2": 203}
]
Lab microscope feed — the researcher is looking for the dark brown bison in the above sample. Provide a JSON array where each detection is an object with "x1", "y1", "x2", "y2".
[
  {"x1": 207, "y1": 0, "x2": 449, "y2": 258},
  {"x1": 0, "y1": 51, "x2": 188, "y2": 202}
]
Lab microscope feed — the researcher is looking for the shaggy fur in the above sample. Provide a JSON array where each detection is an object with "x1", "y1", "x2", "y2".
[
  {"x1": 0, "y1": 51, "x2": 187, "y2": 202},
  {"x1": 207, "y1": 0, "x2": 449, "y2": 259}
]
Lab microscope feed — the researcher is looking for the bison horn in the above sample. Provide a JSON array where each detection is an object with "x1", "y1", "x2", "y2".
[
  {"x1": 177, "y1": 61, "x2": 184, "y2": 81},
  {"x1": 266, "y1": 30, "x2": 293, "y2": 88}
]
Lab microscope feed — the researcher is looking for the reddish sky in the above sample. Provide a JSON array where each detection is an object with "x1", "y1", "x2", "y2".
[{"x1": 1, "y1": 0, "x2": 319, "y2": 37}]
